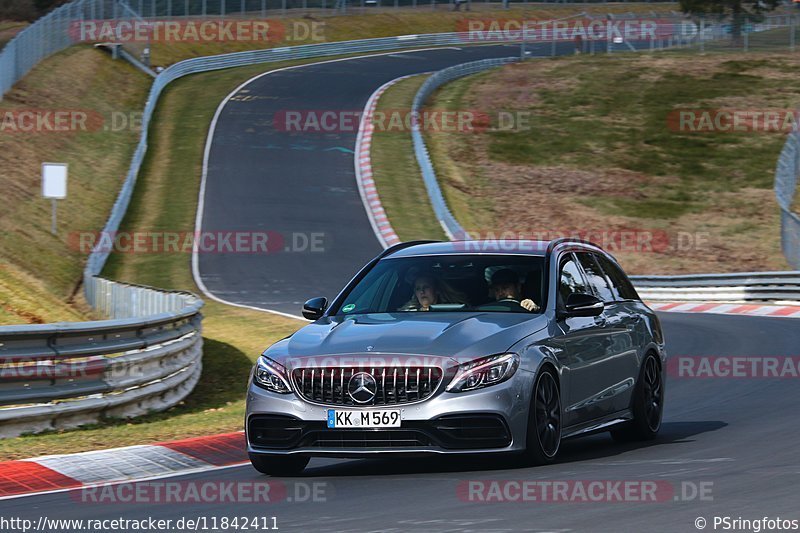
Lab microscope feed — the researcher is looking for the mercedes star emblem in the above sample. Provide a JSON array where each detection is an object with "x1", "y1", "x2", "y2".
[{"x1": 348, "y1": 372, "x2": 377, "y2": 404}]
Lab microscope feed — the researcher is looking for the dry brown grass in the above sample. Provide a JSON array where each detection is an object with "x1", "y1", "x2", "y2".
[{"x1": 425, "y1": 52, "x2": 795, "y2": 274}]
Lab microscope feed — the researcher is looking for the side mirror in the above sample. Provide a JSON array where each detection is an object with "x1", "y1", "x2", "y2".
[
  {"x1": 560, "y1": 293, "x2": 604, "y2": 318},
  {"x1": 302, "y1": 297, "x2": 328, "y2": 320}
]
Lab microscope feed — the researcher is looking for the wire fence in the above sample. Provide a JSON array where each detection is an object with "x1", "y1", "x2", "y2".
[{"x1": 3, "y1": 0, "x2": 800, "y2": 99}]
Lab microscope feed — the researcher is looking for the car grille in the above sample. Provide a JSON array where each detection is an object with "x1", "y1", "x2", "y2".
[{"x1": 290, "y1": 366, "x2": 443, "y2": 406}]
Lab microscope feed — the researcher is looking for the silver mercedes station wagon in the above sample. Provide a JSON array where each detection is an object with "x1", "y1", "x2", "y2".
[{"x1": 245, "y1": 239, "x2": 666, "y2": 475}]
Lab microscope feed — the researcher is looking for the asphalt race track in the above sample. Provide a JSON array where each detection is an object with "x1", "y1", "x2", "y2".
[
  {"x1": 196, "y1": 43, "x2": 577, "y2": 315},
  {"x1": 3, "y1": 313, "x2": 799, "y2": 531},
  {"x1": 2, "y1": 45, "x2": 798, "y2": 532}
]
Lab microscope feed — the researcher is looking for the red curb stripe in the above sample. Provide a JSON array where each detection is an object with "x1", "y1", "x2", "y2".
[
  {"x1": 0, "y1": 461, "x2": 82, "y2": 497},
  {"x1": 769, "y1": 306, "x2": 800, "y2": 316},
  {"x1": 158, "y1": 432, "x2": 247, "y2": 466},
  {"x1": 728, "y1": 304, "x2": 763, "y2": 314},
  {"x1": 685, "y1": 303, "x2": 719, "y2": 312},
  {"x1": 652, "y1": 302, "x2": 684, "y2": 311}
]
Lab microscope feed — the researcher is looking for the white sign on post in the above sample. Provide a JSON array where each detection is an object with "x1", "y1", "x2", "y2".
[
  {"x1": 42, "y1": 163, "x2": 68, "y2": 199},
  {"x1": 42, "y1": 163, "x2": 68, "y2": 234}
]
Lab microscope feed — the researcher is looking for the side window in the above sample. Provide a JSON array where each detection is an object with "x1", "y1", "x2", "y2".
[
  {"x1": 576, "y1": 252, "x2": 615, "y2": 303},
  {"x1": 558, "y1": 254, "x2": 590, "y2": 306},
  {"x1": 595, "y1": 254, "x2": 639, "y2": 301}
]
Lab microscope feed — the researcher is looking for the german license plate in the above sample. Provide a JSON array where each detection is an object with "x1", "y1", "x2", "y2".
[{"x1": 327, "y1": 409, "x2": 401, "y2": 428}]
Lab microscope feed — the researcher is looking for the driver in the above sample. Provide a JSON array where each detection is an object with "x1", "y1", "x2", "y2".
[
  {"x1": 399, "y1": 271, "x2": 466, "y2": 311},
  {"x1": 489, "y1": 269, "x2": 540, "y2": 312}
]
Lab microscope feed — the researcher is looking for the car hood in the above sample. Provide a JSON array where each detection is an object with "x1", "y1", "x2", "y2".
[{"x1": 271, "y1": 312, "x2": 547, "y2": 368}]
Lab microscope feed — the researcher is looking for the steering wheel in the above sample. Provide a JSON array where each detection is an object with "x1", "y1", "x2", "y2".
[{"x1": 474, "y1": 299, "x2": 526, "y2": 312}]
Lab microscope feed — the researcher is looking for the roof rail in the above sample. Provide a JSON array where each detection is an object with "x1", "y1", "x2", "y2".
[
  {"x1": 546, "y1": 238, "x2": 604, "y2": 255},
  {"x1": 379, "y1": 240, "x2": 442, "y2": 258}
]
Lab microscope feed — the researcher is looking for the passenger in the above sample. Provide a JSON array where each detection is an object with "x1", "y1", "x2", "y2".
[
  {"x1": 399, "y1": 272, "x2": 466, "y2": 311},
  {"x1": 489, "y1": 269, "x2": 540, "y2": 312}
]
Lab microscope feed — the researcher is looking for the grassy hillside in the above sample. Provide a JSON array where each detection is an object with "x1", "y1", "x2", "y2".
[
  {"x1": 0, "y1": 45, "x2": 151, "y2": 324},
  {"x1": 421, "y1": 52, "x2": 795, "y2": 273}
]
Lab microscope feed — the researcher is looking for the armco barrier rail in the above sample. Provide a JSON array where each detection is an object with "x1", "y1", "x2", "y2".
[
  {"x1": 0, "y1": 0, "x2": 680, "y2": 100},
  {"x1": 411, "y1": 56, "x2": 519, "y2": 239},
  {"x1": 4, "y1": 0, "x2": 800, "y2": 101},
  {"x1": 0, "y1": 278, "x2": 203, "y2": 438},
  {"x1": 631, "y1": 271, "x2": 800, "y2": 302},
  {"x1": 775, "y1": 131, "x2": 800, "y2": 269},
  {"x1": 83, "y1": 32, "x2": 557, "y2": 279},
  {"x1": 2, "y1": 15, "x2": 798, "y2": 437},
  {"x1": 412, "y1": 44, "x2": 800, "y2": 270}
]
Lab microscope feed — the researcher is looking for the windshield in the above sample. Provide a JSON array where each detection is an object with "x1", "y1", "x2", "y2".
[{"x1": 334, "y1": 255, "x2": 546, "y2": 315}]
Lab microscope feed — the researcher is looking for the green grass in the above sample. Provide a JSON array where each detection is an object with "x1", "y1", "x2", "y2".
[
  {"x1": 423, "y1": 68, "x2": 500, "y2": 234},
  {"x1": 0, "y1": 60, "x2": 321, "y2": 460},
  {"x1": 373, "y1": 51, "x2": 792, "y2": 273},
  {"x1": 478, "y1": 57, "x2": 784, "y2": 200},
  {"x1": 369, "y1": 75, "x2": 446, "y2": 241},
  {"x1": 430, "y1": 53, "x2": 794, "y2": 214},
  {"x1": 0, "y1": 46, "x2": 152, "y2": 324},
  {"x1": 143, "y1": 4, "x2": 680, "y2": 66}
]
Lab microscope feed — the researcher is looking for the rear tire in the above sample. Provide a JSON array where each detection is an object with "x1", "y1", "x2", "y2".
[
  {"x1": 249, "y1": 453, "x2": 309, "y2": 476},
  {"x1": 524, "y1": 368, "x2": 562, "y2": 465},
  {"x1": 611, "y1": 354, "x2": 663, "y2": 442}
]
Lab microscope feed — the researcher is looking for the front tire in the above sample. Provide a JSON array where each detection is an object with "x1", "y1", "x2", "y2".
[
  {"x1": 524, "y1": 368, "x2": 562, "y2": 465},
  {"x1": 249, "y1": 453, "x2": 309, "y2": 476},
  {"x1": 611, "y1": 354, "x2": 664, "y2": 442}
]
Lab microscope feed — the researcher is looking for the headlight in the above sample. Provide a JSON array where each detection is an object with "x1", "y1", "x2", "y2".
[
  {"x1": 253, "y1": 356, "x2": 292, "y2": 394},
  {"x1": 446, "y1": 353, "x2": 520, "y2": 393}
]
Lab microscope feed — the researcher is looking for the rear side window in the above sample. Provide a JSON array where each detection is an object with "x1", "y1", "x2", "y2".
[
  {"x1": 576, "y1": 252, "x2": 615, "y2": 302},
  {"x1": 558, "y1": 254, "x2": 590, "y2": 305},
  {"x1": 595, "y1": 254, "x2": 639, "y2": 301}
]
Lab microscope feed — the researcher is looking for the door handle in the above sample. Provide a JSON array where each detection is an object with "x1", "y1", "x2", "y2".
[{"x1": 626, "y1": 316, "x2": 642, "y2": 331}]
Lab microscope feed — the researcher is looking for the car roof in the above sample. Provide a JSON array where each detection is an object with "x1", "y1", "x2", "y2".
[{"x1": 386, "y1": 240, "x2": 551, "y2": 258}]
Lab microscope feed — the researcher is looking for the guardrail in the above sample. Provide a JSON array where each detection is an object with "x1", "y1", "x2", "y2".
[
  {"x1": 411, "y1": 56, "x2": 519, "y2": 239},
  {"x1": 3, "y1": 14, "x2": 798, "y2": 438},
  {"x1": 0, "y1": 278, "x2": 203, "y2": 438},
  {"x1": 84, "y1": 32, "x2": 570, "y2": 278},
  {"x1": 0, "y1": 0, "x2": 674, "y2": 100},
  {"x1": 5, "y1": 0, "x2": 800, "y2": 101},
  {"x1": 775, "y1": 131, "x2": 800, "y2": 269},
  {"x1": 411, "y1": 58, "x2": 800, "y2": 300},
  {"x1": 630, "y1": 271, "x2": 800, "y2": 302}
]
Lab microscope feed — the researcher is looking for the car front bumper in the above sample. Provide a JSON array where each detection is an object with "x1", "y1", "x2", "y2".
[{"x1": 245, "y1": 370, "x2": 534, "y2": 458}]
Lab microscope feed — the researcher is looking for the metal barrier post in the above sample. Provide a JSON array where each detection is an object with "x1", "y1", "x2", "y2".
[{"x1": 700, "y1": 16, "x2": 705, "y2": 53}]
